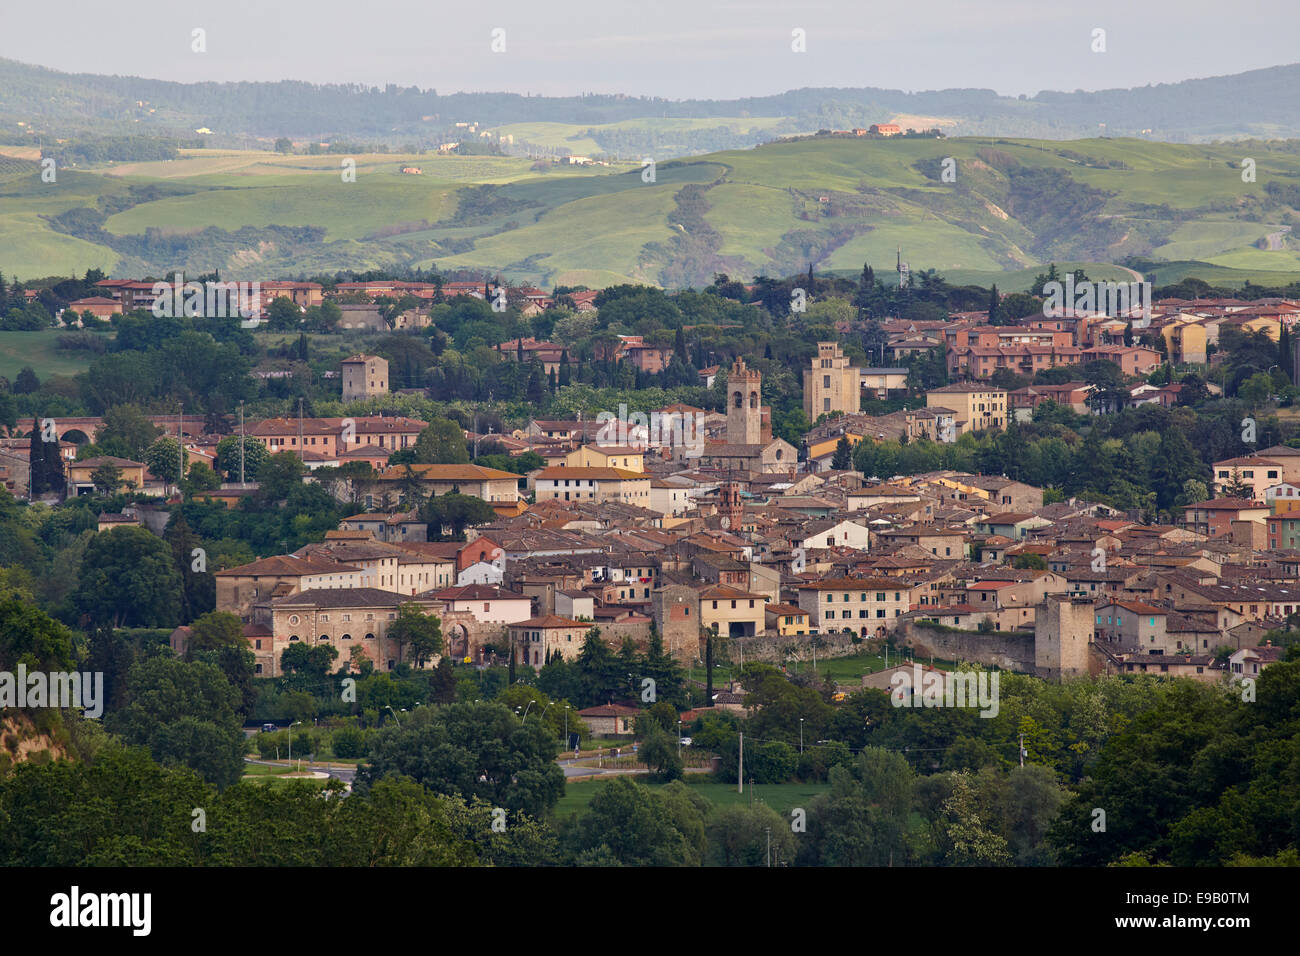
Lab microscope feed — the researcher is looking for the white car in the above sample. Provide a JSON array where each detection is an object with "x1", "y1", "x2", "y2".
[{"x1": 678, "y1": 737, "x2": 693, "y2": 747}]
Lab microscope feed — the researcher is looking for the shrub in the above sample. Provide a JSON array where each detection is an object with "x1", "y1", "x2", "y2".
[{"x1": 332, "y1": 724, "x2": 367, "y2": 759}]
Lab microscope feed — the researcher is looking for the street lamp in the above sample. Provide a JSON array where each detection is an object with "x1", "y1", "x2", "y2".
[
  {"x1": 288, "y1": 721, "x2": 302, "y2": 764},
  {"x1": 384, "y1": 705, "x2": 401, "y2": 728},
  {"x1": 564, "y1": 703, "x2": 571, "y2": 749},
  {"x1": 799, "y1": 717, "x2": 805, "y2": 754},
  {"x1": 538, "y1": 701, "x2": 553, "y2": 724}
]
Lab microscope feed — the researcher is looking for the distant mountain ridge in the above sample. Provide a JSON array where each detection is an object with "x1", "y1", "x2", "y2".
[{"x1": 3, "y1": 58, "x2": 1300, "y2": 150}]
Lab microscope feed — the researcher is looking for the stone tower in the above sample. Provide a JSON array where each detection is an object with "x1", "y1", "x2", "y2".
[
  {"x1": 342, "y1": 354, "x2": 388, "y2": 403},
  {"x1": 727, "y1": 357, "x2": 762, "y2": 445},
  {"x1": 718, "y1": 481, "x2": 743, "y2": 530},
  {"x1": 1035, "y1": 594, "x2": 1095, "y2": 681}
]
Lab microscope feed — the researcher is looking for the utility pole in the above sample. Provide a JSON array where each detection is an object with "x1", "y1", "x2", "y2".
[
  {"x1": 738, "y1": 732, "x2": 743, "y2": 794},
  {"x1": 1019, "y1": 732, "x2": 1025, "y2": 768},
  {"x1": 766, "y1": 827, "x2": 771, "y2": 868},
  {"x1": 298, "y1": 397, "x2": 304, "y2": 463},
  {"x1": 177, "y1": 402, "x2": 184, "y2": 498},
  {"x1": 239, "y1": 401, "x2": 246, "y2": 485}
]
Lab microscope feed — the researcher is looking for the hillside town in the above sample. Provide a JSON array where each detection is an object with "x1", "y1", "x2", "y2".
[{"x1": 9, "y1": 272, "x2": 1299, "y2": 701}]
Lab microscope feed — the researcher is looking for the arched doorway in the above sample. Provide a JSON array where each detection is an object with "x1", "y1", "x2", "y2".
[{"x1": 447, "y1": 624, "x2": 470, "y2": 662}]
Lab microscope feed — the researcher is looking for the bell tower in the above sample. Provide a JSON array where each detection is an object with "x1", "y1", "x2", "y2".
[
  {"x1": 718, "y1": 481, "x2": 743, "y2": 531},
  {"x1": 727, "y1": 357, "x2": 762, "y2": 445}
]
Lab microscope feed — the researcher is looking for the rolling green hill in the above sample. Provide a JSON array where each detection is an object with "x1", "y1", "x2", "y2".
[{"x1": 5, "y1": 136, "x2": 1300, "y2": 291}]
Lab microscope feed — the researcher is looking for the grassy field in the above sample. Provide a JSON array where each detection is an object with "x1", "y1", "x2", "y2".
[
  {"x1": 0, "y1": 329, "x2": 108, "y2": 381},
  {"x1": 690, "y1": 649, "x2": 963, "y2": 691},
  {"x1": 240, "y1": 762, "x2": 330, "y2": 789},
  {"x1": 6, "y1": 136, "x2": 1300, "y2": 289},
  {"x1": 491, "y1": 116, "x2": 798, "y2": 159},
  {"x1": 555, "y1": 776, "x2": 830, "y2": 819}
]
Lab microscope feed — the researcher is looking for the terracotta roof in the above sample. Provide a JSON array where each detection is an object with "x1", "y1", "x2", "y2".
[
  {"x1": 216, "y1": 554, "x2": 359, "y2": 577},
  {"x1": 511, "y1": 615, "x2": 588, "y2": 628}
]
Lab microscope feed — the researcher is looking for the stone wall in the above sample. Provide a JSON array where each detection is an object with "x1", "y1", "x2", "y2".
[
  {"x1": 720, "y1": 631, "x2": 860, "y2": 665},
  {"x1": 897, "y1": 621, "x2": 1035, "y2": 673}
]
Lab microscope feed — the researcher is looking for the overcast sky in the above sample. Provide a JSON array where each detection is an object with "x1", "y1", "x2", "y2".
[{"x1": 0, "y1": 0, "x2": 1294, "y2": 100}]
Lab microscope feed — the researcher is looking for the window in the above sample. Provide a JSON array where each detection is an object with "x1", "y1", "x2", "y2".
[
  {"x1": 876, "y1": 609, "x2": 885, "y2": 618},
  {"x1": 341, "y1": 633, "x2": 351, "y2": 641}
]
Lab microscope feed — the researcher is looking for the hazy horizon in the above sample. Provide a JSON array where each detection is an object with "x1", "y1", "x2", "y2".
[{"x1": 0, "y1": 0, "x2": 1294, "y2": 101}]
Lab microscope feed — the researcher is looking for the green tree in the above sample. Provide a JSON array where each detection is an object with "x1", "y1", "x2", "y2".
[
  {"x1": 0, "y1": 745, "x2": 208, "y2": 866},
  {"x1": 705, "y1": 803, "x2": 796, "y2": 866},
  {"x1": 266, "y1": 296, "x2": 301, "y2": 330},
  {"x1": 831, "y1": 435, "x2": 853, "y2": 470},
  {"x1": 1151, "y1": 428, "x2": 1205, "y2": 512},
  {"x1": 422, "y1": 492, "x2": 496, "y2": 540},
  {"x1": 13, "y1": 367, "x2": 39, "y2": 394},
  {"x1": 215, "y1": 434, "x2": 269, "y2": 483},
  {"x1": 639, "y1": 724, "x2": 684, "y2": 781},
  {"x1": 75, "y1": 526, "x2": 182, "y2": 628},
  {"x1": 255, "y1": 451, "x2": 307, "y2": 500},
  {"x1": 144, "y1": 436, "x2": 185, "y2": 491},
  {"x1": 90, "y1": 463, "x2": 124, "y2": 495},
  {"x1": 164, "y1": 508, "x2": 215, "y2": 622},
  {"x1": 182, "y1": 460, "x2": 221, "y2": 495},
  {"x1": 414, "y1": 418, "x2": 470, "y2": 464},
  {"x1": 566, "y1": 776, "x2": 707, "y2": 866},
  {"x1": 96, "y1": 404, "x2": 162, "y2": 460},
  {"x1": 359, "y1": 701, "x2": 564, "y2": 819},
  {"x1": 936, "y1": 771, "x2": 1013, "y2": 865},
  {"x1": 185, "y1": 610, "x2": 247, "y2": 658},
  {"x1": 0, "y1": 597, "x2": 76, "y2": 672},
  {"x1": 799, "y1": 748, "x2": 914, "y2": 866},
  {"x1": 387, "y1": 603, "x2": 444, "y2": 666},
  {"x1": 107, "y1": 656, "x2": 245, "y2": 789}
]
